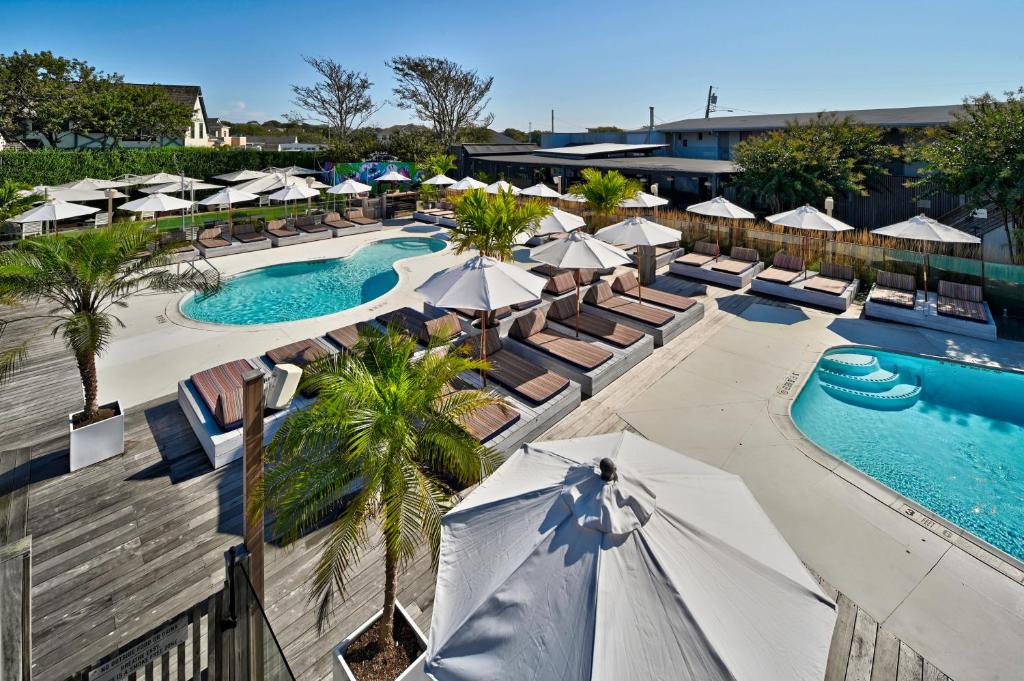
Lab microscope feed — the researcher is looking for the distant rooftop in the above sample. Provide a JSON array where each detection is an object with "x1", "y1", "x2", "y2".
[
  {"x1": 649, "y1": 104, "x2": 963, "y2": 133},
  {"x1": 474, "y1": 153, "x2": 736, "y2": 175},
  {"x1": 461, "y1": 143, "x2": 538, "y2": 156},
  {"x1": 536, "y1": 142, "x2": 668, "y2": 158}
]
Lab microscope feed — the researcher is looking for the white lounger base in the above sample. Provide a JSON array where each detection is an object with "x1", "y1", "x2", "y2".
[
  {"x1": 864, "y1": 290, "x2": 997, "y2": 340},
  {"x1": 177, "y1": 379, "x2": 308, "y2": 468},
  {"x1": 750, "y1": 272, "x2": 860, "y2": 312},
  {"x1": 582, "y1": 301, "x2": 704, "y2": 347},
  {"x1": 330, "y1": 223, "x2": 383, "y2": 237},
  {"x1": 669, "y1": 259, "x2": 765, "y2": 288},
  {"x1": 412, "y1": 211, "x2": 441, "y2": 224},
  {"x1": 288, "y1": 230, "x2": 332, "y2": 243},
  {"x1": 198, "y1": 240, "x2": 271, "y2": 258}
]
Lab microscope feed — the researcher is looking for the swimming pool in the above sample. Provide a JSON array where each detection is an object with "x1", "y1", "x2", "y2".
[
  {"x1": 792, "y1": 346, "x2": 1024, "y2": 563},
  {"x1": 181, "y1": 237, "x2": 446, "y2": 325}
]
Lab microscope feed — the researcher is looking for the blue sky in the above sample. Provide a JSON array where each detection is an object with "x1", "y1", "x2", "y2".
[{"x1": 4, "y1": 0, "x2": 1023, "y2": 131}]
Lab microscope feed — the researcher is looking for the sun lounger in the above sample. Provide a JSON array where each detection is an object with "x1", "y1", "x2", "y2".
[
  {"x1": 445, "y1": 377, "x2": 520, "y2": 443},
  {"x1": 265, "y1": 218, "x2": 303, "y2": 246},
  {"x1": 188, "y1": 359, "x2": 253, "y2": 431},
  {"x1": 323, "y1": 322, "x2": 375, "y2": 353},
  {"x1": 869, "y1": 270, "x2": 917, "y2": 309},
  {"x1": 156, "y1": 228, "x2": 198, "y2": 263},
  {"x1": 293, "y1": 215, "x2": 332, "y2": 241},
  {"x1": 710, "y1": 246, "x2": 761, "y2": 275},
  {"x1": 542, "y1": 271, "x2": 578, "y2": 296},
  {"x1": 583, "y1": 281, "x2": 673, "y2": 327},
  {"x1": 546, "y1": 296, "x2": 645, "y2": 348},
  {"x1": 531, "y1": 263, "x2": 602, "y2": 286},
  {"x1": 611, "y1": 271, "x2": 698, "y2": 312},
  {"x1": 195, "y1": 227, "x2": 240, "y2": 257},
  {"x1": 674, "y1": 240, "x2": 720, "y2": 267},
  {"x1": 508, "y1": 309, "x2": 613, "y2": 371},
  {"x1": 751, "y1": 260, "x2": 859, "y2": 311},
  {"x1": 804, "y1": 263, "x2": 856, "y2": 297},
  {"x1": 671, "y1": 245, "x2": 764, "y2": 288},
  {"x1": 461, "y1": 329, "x2": 570, "y2": 405},
  {"x1": 453, "y1": 306, "x2": 513, "y2": 322},
  {"x1": 377, "y1": 307, "x2": 464, "y2": 345},
  {"x1": 231, "y1": 222, "x2": 268, "y2": 244},
  {"x1": 265, "y1": 338, "x2": 334, "y2": 368},
  {"x1": 936, "y1": 281, "x2": 988, "y2": 323},
  {"x1": 345, "y1": 208, "x2": 382, "y2": 227},
  {"x1": 755, "y1": 253, "x2": 805, "y2": 285}
]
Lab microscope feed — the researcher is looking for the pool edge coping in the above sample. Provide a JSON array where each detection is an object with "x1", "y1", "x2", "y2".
[{"x1": 776, "y1": 342, "x2": 1024, "y2": 586}]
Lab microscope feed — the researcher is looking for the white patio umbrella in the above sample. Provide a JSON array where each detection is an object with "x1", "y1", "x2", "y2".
[
  {"x1": 30, "y1": 187, "x2": 127, "y2": 202},
  {"x1": 871, "y1": 214, "x2": 980, "y2": 295},
  {"x1": 532, "y1": 231, "x2": 631, "y2": 336},
  {"x1": 484, "y1": 180, "x2": 521, "y2": 195},
  {"x1": 122, "y1": 172, "x2": 200, "y2": 186},
  {"x1": 376, "y1": 170, "x2": 411, "y2": 183},
  {"x1": 422, "y1": 174, "x2": 457, "y2": 186},
  {"x1": 619, "y1": 191, "x2": 668, "y2": 209},
  {"x1": 9, "y1": 199, "x2": 99, "y2": 234},
  {"x1": 687, "y1": 196, "x2": 755, "y2": 220},
  {"x1": 119, "y1": 193, "x2": 194, "y2": 229},
  {"x1": 425, "y1": 431, "x2": 836, "y2": 681},
  {"x1": 56, "y1": 177, "x2": 130, "y2": 191},
  {"x1": 767, "y1": 204, "x2": 854, "y2": 277},
  {"x1": 265, "y1": 165, "x2": 317, "y2": 176},
  {"x1": 326, "y1": 178, "x2": 373, "y2": 211},
  {"x1": 199, "y1": 187, "x2": 260, "y2": 232},
  {"x1": 141, "y1": 180, "x2": 222, "y2": 194},
  {"x1": 213, "y1": 169, "x2": 269, "y2": 183},
  {"x1": 560, "y1": 192, "x2": 587, "y2": 203},
  {"x1": 268, "y1": 184, "x2": 320, "y2": 218},
  {"x1": 448, "y1": 176, "x2": 487, "y2": 191},
  {"x1": 520, "y1": 182, "x2": 561, "y2": 198},
  {"x1": 415, "y1": 256, "x2": 546, "y2": 385},
  {"x1": 536, "y1": 207, "x2": 586, "y2": 235},
  {"x1": 234, "y1": 173, "x2": 304, "y2": 194},
  {"x1": 596, "y1": 216, "x2": 680, "y2": 304}
]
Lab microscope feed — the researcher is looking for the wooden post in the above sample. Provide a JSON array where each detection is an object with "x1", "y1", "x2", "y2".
[
  {"x1": 636, "y1": 245, "x2": 657, "y2": 287},
  {"x1": 241, "y1": 370, "x2": 264, "y2": 603}
]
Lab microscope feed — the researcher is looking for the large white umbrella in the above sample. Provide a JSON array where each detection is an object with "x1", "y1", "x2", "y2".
[
  {"x1": 560, "y1": 192, "x2": 587, "y2": 203},
  {"x1": 199, "y1": 187, "x2": 260, "y2": 232},
  {"x1": 327, "y1": 178, "x2": 373, "y2": 195},
  {"x1": 119, "y1": 193, "x2": 194, "y2": 229},
  {"x1": 141, "y1": 180, "x2": 222, "y2": 194},
  {"x1": 213, "y1": 169, "x2": 269, "y2": 183},
  {"x1": 485, "y1": 180, "x2": 521, "y2": 195},
  {"x1": 268, "y1": 184, "x2": 320, "y2": 217},
  {"x1": 767, "y1": 205, "x2": 854, "y2": 277},
  {"x1": 415, "y1": 255, "x2": 546, "y2": 385},
  {"x1": 425, "y1": 431, "x2": 836, "y2": 681},
  {"x1": 377, "y1": 170, "x2": 411, "y2": 183},
  {"x1": 520, "y1": 182, "x2": 561, "y2": 198},
  {"x1": 9, "y1": 199, "x2": 99, "y2": 233},
  {"x1": 422, "y1": 174, "x2": 457, "y2": 186},
  {"x1": 687, "y1": 196, "x2": 755, "y2": 220},
  {"x1": 532, "y1": 231, "x2": 631, "y2": 336},
  {"x1": 265, "y1": 165, "x2": 317, "y2": 176},
  {"x1": 596, "y1": 216, "x2": 679, "y2": 304},
  {"x1": 30, "y1": 187, "x2": 126, "y2": 202},
  {"x1": 619, "y1": 191, "x2": 668, "y2": 209},
  {"x1": 449, "y1": 177, "x2": 487, "y2": 191},
  {"x1": 56, "y1": 177, "x2": 129, "y2": 191},
  {"x1": 871, "y1": 214, "x2": 980, "y2": 295},
  {"x1": 123, "y1": 172, "x2": 200, "y2": 186},
  {"x1": 535, "y1": 207, "x2": 586, "y2": 235},
  {"x1": 234, "y1": 173, "x2": 304, "y2": 194}
]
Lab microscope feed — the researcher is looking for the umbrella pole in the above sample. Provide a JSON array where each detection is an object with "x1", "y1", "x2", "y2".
[
  {"x1": 575, "y1": 269, "x2": 581, "y2": 338},
  {"x1": 481, "y1": 310, "x2": 488, "y2": 387},
  {"x1": 923, "y1": 250, "x2": 928, "y2": 299},
  {"x1": 228, "y1": 199, "x2": 233, "y2": 236}
]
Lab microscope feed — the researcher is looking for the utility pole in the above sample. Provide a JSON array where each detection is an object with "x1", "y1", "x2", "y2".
[
  {"x1": 551, "y1": 109, "x2": 555, "y2": 133},
  {"x1": 648, "y1": 106, "x2": 655, "y2": 143},
  {"x1": 704, "y1": 85, "x2": 716, "y2": 119}
]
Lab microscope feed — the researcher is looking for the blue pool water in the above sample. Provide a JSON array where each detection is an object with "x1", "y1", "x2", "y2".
[
  {"x1": 181, "y1": 237, "x2": 446, "y2": 325},
  {"x1": 792, "y1": 347, "x2": 1024, "y2": 562}
]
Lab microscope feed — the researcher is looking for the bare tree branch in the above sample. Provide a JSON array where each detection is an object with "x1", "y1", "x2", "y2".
[
  {"x1": 291, "y1": 56, "x2": 382, "y2": 139},
  {"x1": 386, "y1": 56, "x2": 493, "y2": 147}
]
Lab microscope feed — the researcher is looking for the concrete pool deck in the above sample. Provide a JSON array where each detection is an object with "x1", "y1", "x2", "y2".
[{"x1": 543, "y1": 288, "x2": 1024, "y2": 681}]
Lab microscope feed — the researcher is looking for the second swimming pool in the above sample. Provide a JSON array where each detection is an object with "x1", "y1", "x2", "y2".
[{"x1": 181, "y1": 237, "x2": 446, "y2": 325}]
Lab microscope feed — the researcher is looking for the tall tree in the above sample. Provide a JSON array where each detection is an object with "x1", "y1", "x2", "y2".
[
  {"x1": 0, "y1": 50, "x2": 97, "y2": 146},
  {"x1": 387, "y1": 56, "x2": 494, "y2": 146},
  {"x1": 731, "y1": 113, "x2": 896, "y2": 213},
  {"x1": 912, "y1": 88, "x2": 1024, "y2": 259},
  {"x1": 567, "y1": 168, "x2": 641, "y2": 230},
  {"x1": 79, "y1": 83, "x2": 193, "y2": 148},
  {"x1": 449, "y1": 188, "x2": 550, "y2": 260},
  {"x1": 251, "y1": 325, "x2": 500, "y2": 651},
  {"x1": 290, "y1": 56, "x2": 382, "y2": 140}
]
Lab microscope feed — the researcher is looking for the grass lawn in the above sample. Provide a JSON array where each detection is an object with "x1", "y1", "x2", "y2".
[{"x1": 145, "y1": 200, "x2": 339, "y2": 231}]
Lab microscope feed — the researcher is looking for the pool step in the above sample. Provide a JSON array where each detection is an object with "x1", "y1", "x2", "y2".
[
  {"x1": 817, "y1": 366, "x2": 901, "y2": 392},
  {"x1": 820, "y1": 352, "x2": 880, "y2": 376},
  {"x1": 821, "y1": 380, "x2": 922, "y2": 410}
]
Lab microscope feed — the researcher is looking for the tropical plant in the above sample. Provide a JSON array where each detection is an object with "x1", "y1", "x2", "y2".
[
  {"x1": 567, "y1": 168, "x2": 641, "y2": 230},
  {"x1": 421, "y1": 153, "x2": 456, "y2": 178},
  {"x1": 0, "y1": 179, "x2": 40, "y2": 222},
  {"x1": 0, "y1": 224, "x2": 219, "y2": 422},
  {"x1": 251, "y1": 324, "x2": 501, "y2": 652},
  {"x1": 912, "y1": 88, "x2": 1024, "y2": 259},
  {"x1": 449, "y1": 188, "x2": 551, "y2": 260}
]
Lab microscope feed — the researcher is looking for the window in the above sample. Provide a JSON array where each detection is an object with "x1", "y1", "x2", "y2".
[
  {"x1": 697, "y1": 133, "x2": 703, "y2": 141},
  {"x1": 681, "y1": 139, "x2": 688, "y2": 147}
]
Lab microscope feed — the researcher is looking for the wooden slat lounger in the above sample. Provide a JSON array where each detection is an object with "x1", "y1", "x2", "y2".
[
  {"x1": 710, "y1": 246, "x2": 760, "y2": 275},
  {"x1": 755, "y1": 253, "x2": 805, "y2": 285},
  {"x1": 265, "y1": 338, "x2": 333, "y2": 367},
  {"x1": 266, "y1": 219, "x2": 299, "y2": 239},
  {"x1": 189, "y1": 359, "x2": 254, "y2": 431},
  {"x1": 531, "y1": 264, "x2": 601, "y2": 286},
  {"x1": 446, "y1": 377, "x2": 520, "y2": 443},
  {"x1": 546, "y1": 296, "x2": 645, "y2": 348},
  {"x1": 869, "y1": 270, "x2": 916, "y2": 308},
  {"x1": 544, "y1": 271, "x2": 577, "y2": 296},
  {"x1": 345, "y1": 208, "x2": 379, "y2": 226},
  {"x1": 804, "y1": 263, "x2": 855, "y2": 296},
  {"x1": 583, "y1": 281, "x2": 673, "y2": 327},
  {"x1": 454, "y1": 306, "x2": 512, "y2": 321},
  {"x1": 376, "y1": 307, "x2": 462, "y2": 345},
  {"x1": 322, "y1": 212, "x2": 355, "y2": 230},
  {"x1": 232, "y1": 224, "x2": 269, "y2": 244},
  {"x1": 294, "y1": 215, "x2": 330, "y2": 233},
  {"x1": 324, "y1": 323, "x2": 373, "y2": 353},
  {"x1": 936, "y1": 280, "x2": 987, "y2": 322},
  {"x1": 196, "y1": 227, "x2": 231, "y2": 249},
  {"x1": 675, "y1": 240, "x2": 720, "y2": 267},
  {"x1": 611, "y1": 272, "x2": 698, "y2": 312},
  {"x1": 462, "y1": 329, "x2": 570, "y2": 404},
  {"x1": 509, "y1": 309, "x2": 613, "y2": 371}
]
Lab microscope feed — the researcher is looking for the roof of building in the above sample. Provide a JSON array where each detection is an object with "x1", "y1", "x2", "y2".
[
  {"x1": 650, "y1": 104, "x2": 963, "y2": 133},
  {"x1": 206, "y1": 117, "x2": 229, "y2": 130},
  {"x1": 462, "y1": 143, "x2": 538, "y2": 156},
  {"x1": 536, "y1": 142, "x2": 668, "y2": 158},
  {"x1": 125, "y1": 83, "x2": 207, "y2": 124},
  {"x1": 474, "y1": 153, "x2": 737, "y2": 175},
  {"x1": 246, "y1": 135, "x2": 299, "y2": 145}
]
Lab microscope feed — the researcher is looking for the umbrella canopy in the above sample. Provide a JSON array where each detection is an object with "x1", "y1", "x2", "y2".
[
  {"x1": 687, "y1": 196, "x2": 755, "y2": 220},
  {"x1": 377, "y1": 170, "x2": 411, "y2": 183},
  {"x1": 56, "y1": 177, "x2": 129, "y2": 191},
  {"x1": 449, "y1": 177, "x2": 487, "y2": 191},
  {"x1": 534, "y1": 207, "x2": 586, "y2": 236},
  {"x1": 198, "y1": 187, "x2": 260, "y2": 206},
  {"x1": 766, "y1": 205, "x2": 854, "y2": 233},
  {"x1": 619, "y1": 191, "x2": 668, "y2": 208},
  {"x1": 560, "y1": 192, "x2": 587, "y2": 203},
  {"x1": 123, "y1": 172, "x2": 200, "y2": 186},
  {"x1": 484, "y1": 180, "x2": 521, "y2": 195},
  {"x1": 425, "y1": 431, "x2": 836, "y2": 681},
  {"x1": 305, "y1": 179, "x2": 331, "y2": 190},
  {"x1": 326, "y1": 178, "x2": 373, "y2": 195},
  {"x1": 520, "y1": 182, "x2": 561, "y2": 198},
  {"x1": 422, "y1": 174, "x2": 457, "y2": 186},
  {"x1": 234, "y1": 173, "x2": 304, "y2": 194},
  {"x1": 213, "y1": 169, "x2": 269, "y2": 183},
  {"x1": 532, "y1": 230, "x2": 631, "y2": 270},
  {"x1": 119, "y1": 193, "x2": 195, "y2": 213},
  {"x1": 268, "y1": 185, "x2": 320, "y2": 202},
  {"x1": 29, "y1": 187, "x2": 126, "y2": 202},
  {"x1": 265, "y1": 165, "x2": 317, "y2": 176},
  {"x1": 871, "y1": 213, "x2": 980, "y2": 244},
  {"x1": 9, "y1": 199, "x2": 98, "y2": 223},
  {"x1": 142, "y1": 180, "x2": 222, "y2": 194},
  {"x1": 415, "y1": 255, "x2": 546, "y2": 311},
  {"x1": 596, "y1": 215, "x2": 679, "y2": 246}
]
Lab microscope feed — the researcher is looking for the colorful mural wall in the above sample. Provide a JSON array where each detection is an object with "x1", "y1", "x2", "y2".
[{"x1": 323, "y1": 161, "x2": 421, "y2": 187}]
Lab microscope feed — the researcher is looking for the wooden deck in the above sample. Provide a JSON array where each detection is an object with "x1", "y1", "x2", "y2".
[{"x1": 0, "y1": 288, "x2": 953, "y2": 680}]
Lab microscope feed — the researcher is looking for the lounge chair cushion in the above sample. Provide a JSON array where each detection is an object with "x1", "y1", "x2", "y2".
[
  {"x1": 870, "y1": 286, "x2": 916, "y2": 308},
  {"x1": 190, "y1": 359, "x2": 253, "y2": 431},
  {"x1": 675, "y1": 252, "x2": 717, "y2": 267},
  {"x1": 510, "y1": 310, "x2": 612, "y2": 370},
  {"x1": 233, "y1": 230, "x2": 267, "y2": 243},
  {"x1": 326, "y1": 322, "x2": 374, "y2": 352},
  {"x1": 875, "y1": 270, "x2": 916, "y2": 292},
  {"x1": 378, "y1": 307, "x2": 461, "y2": 344},
  {"x1": 450, "y1": 388, "x2": 519, "y2": 442},
  {"x1": 510, "y1": 309, "x2": 548, "y2": 339},
  {"x1": 612, "y1": 273, "x2": 697, "y2": 312},
  {"x1": 266, "y1": 339, "x2": 332, "y2": 367},
  {"x1": 345, "y1": 209, "x2": 378, "y2": 226},
  {"x1": 937, "y1": 296, "x2": 987, "y2": 322},
  {"x1": 455, "y1": 307, "x2": 512, "y2": 321},
  {"x1": 937, "y1": 280, "x2": 984, "y2": 302},
  {"x1": 692, "y1": 240, "x2": 720, "y2": 258},
  {"x1": 547, "y1": 297, "x2": 644, "y2": 348},
  {"x1": 199, "y1": 237, "x2": 231, "y2": 249},
  {"x1": 545, "y1": 271, "x2": 577, "y2": 295},
  {"x1": 323, "y1": 212, "x2": 355, "y2": 229},
  {"x1": 756, "y1": 267, "x2": 802, "y2": 285},
  {"x1": 820, "y1": 262, "x2": 855, "y2": 282},
  {"x1": 584, "y1": 282, "x2": 673, "y2": 327},
  {"x1": 464, "y1": 329, "x2": 570, "y2": 404},
  {"x1": 730, "y1": 246, "x2": 760, "y2": 262},
  {"x1": 710, "y1": 258, "x2": 757, "y2": 275},
  {"x1": 803, "y1": 276, "x2": 849, "y2": 296}
]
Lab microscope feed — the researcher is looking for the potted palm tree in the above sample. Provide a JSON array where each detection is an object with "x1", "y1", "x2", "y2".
[
  {"x1": 0, "y1": 224, "x2": 219, "y2": 470},
  {"x1": 250, "y1": 325, "x2": 502, "y2": 681},
  {"x1": 567, "y1": 168, "x2": 642, "y2": 231}
]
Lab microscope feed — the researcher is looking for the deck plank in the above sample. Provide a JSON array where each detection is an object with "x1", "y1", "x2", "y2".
[
  {"x1": 897, "y1": 641, "x2": 924, "y2": 681},
  {"x1": 846, "y1": 608, "x2": 878, "y2": 681},
  {"x1": 824, "y1": 593, "x2": 858, "y2": 681},
  {"x1": 871, "y1": 627, "x2": 900, "y2": 681}
]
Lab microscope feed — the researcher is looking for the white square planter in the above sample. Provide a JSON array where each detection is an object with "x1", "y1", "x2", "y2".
[
  {"x1": 334, "y1": 601, "x2": 428, "y2": 681},
  {"x1": 69, "y1": 400, "x2": 125, "y2": 471}
]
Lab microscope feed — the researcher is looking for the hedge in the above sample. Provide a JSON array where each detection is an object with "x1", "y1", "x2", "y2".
[{"x1": 0, "y1": 147, "x2": 326, "y2": 186}]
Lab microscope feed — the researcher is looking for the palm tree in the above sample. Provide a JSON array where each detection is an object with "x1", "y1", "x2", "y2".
[
  {"x1": 567, "y1": 168, "x2": 641, "y2": 230},
  {"x1": 421, "y1": 153, "x2": 456, "y2": 178},
  {"x1": 0, "y1": 180, "x2": 41, "y2": 223},
  {"x1": 0, "y1": 224, "x2": 219, "y2": 422},
  {"x1": 251, "y1": 325, "x2": 502, "y2": 652},
  {"x1": 449, "y1": 188, "x2": 550, "y2": 261}
]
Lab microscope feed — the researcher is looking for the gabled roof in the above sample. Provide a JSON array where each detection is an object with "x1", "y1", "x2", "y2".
[
  {"x1": 125, "y1": 83, "x2": 207, "y2": 122},
  {"x1": 650, "y1": 104, "x2": 963, "y2": 133}
]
